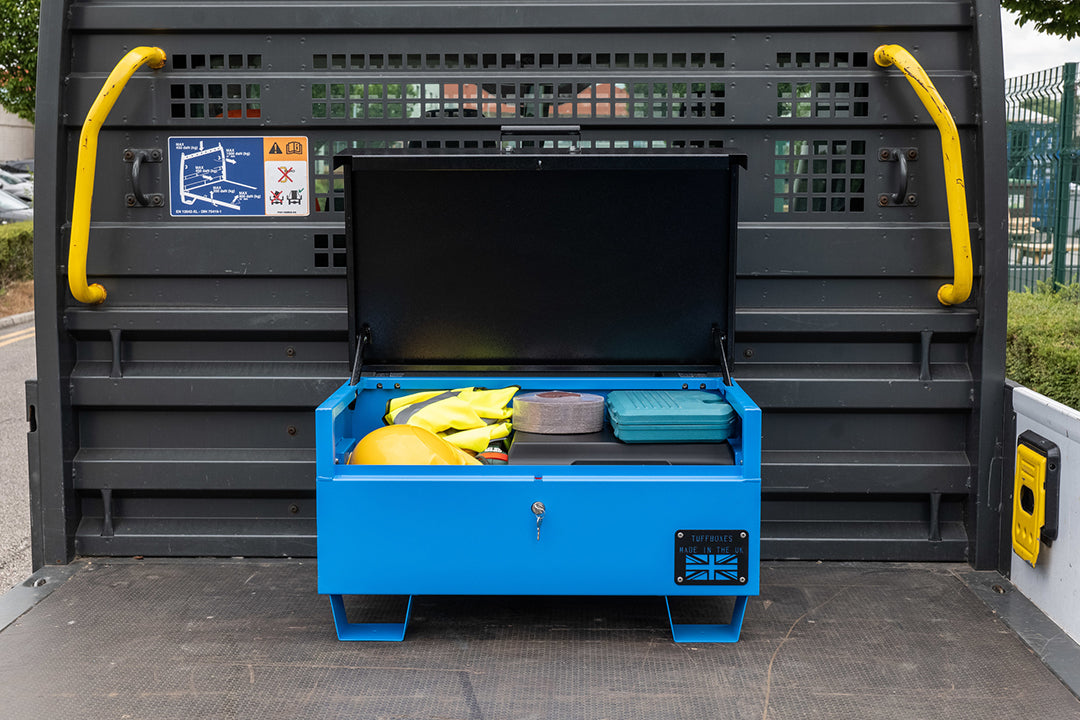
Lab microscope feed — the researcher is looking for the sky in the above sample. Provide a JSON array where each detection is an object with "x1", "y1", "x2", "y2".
[{"x1": 1002, "y1": 8, "x2": 1080, "y2": 78}]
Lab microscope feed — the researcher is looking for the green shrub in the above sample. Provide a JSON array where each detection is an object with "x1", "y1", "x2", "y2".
[
  {"x1": 0, "y1": 220, "x2": 33, "y2": 286},
  {"x1": 1007, "y1": 283, "x2": 1080, "y2": 409}
]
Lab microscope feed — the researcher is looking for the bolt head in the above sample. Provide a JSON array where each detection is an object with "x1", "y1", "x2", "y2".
[
  {"x1": 677, "y1": 532, "x2": 684, "y2": 538},
  {"x1": 906, "y1": 194, "x2": 917, "y2": 205},
  {"x1": 878, "y1": 195, "x2": 890, "y2": 207},
  {"x1": 907, "y1": 149, "x2": 918, "y2": 160},
  {"x1": 739, "y1": 576, "x2": 746, "y2": 584},
  {"x1": 676, "y1": 576, "x2": 684, "y2": 583},
  {"x1": 740, "y1": 531, "x2": 747, "y2": 539},
  {"x1": 879, "y1": 149, "x2": 892, "y2": 160}
]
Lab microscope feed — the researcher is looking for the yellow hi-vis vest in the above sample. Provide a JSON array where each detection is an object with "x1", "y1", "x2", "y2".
[{"x1": 384, "y1": 386, "x2": 518, "y2": 452}]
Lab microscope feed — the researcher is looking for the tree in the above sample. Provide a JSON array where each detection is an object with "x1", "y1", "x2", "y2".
[
  {"x1": 0, "y1": 0, "x2": 40, "y2": 123},
  {"x1": 1003, "y1": 0, "x2": 1080, "y2": 40}
]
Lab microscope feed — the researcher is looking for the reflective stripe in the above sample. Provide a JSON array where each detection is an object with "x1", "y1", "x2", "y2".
[
  {"x1": 385, "y1": 386, "x2": 518, "y2": 452},
  {"x1": 391, "y1": 390, "x2": 461, "y2": 425}
]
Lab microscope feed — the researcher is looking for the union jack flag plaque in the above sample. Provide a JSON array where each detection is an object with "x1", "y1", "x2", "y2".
[{"x1": 674, "y1": 529, "x2": 749, "y2": 586}]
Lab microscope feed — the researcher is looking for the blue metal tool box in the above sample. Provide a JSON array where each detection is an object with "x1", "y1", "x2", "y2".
[{"x1": 316, "y1": 148, "x2": 761, "y2": 642}]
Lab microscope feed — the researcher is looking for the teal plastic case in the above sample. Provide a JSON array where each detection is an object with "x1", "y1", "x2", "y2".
[{"x1": 607, "y1": 390, "x2": 737, "y2": 443}]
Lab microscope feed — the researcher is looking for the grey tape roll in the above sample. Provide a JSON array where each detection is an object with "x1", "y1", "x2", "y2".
[{"x1": 513, "y1": 391, "x2": 605, "y2": 434}]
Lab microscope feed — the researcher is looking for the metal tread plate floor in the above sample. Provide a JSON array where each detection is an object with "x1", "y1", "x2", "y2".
[{"x1": 1, "y1": 559, "x2": 1077, "y2": 719}]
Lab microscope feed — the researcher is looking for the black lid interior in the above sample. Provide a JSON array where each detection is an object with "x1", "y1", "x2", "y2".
[{"x1": 338, "y1": 150, "x2": 743, "y2": 371}]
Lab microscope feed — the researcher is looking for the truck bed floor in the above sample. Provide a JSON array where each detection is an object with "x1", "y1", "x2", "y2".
[{"x1": 1, "y1": 559, "x2": 1077, "y2": 719}]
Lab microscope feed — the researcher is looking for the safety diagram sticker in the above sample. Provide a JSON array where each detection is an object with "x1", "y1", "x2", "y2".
[{"x1": 168, "y1": 136, "x2": 308, "y2": 216}]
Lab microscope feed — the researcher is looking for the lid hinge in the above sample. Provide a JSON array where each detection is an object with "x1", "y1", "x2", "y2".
[
  {"x1": 349, "y1": 326, "x2": 372, "y2": 386},
  {"x1": 712, "y1": 325, "x2": 733, "y2": 387}
]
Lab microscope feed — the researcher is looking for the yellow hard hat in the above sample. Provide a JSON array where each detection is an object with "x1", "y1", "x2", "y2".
[{"x1": 348, "y1": 425, "x2": 481, "y2": 466}]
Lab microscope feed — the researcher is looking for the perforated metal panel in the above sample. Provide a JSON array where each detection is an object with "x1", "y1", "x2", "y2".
[{"x1": 30, "y1": 0, "x2": 1008, "y2": 568}]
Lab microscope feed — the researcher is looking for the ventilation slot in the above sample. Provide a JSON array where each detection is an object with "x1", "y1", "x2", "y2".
[
  {"x1": 776, "y1": 81, "x2": 869, "y2": 120},
  {"x1": 773, "y1": 139, "x2": 866, "y2": 213},
  {"x1": 172, "y1": 54, "x2": 262, "y2": 70},
  {"x1": 309, "y1": 81, "x2": 725, "y2": 122},
  {"x1": 775, "y1": 51, "x2": 869, "y2": 69},
  {"x1": 171, "y1": 83, "x2": 262, "y2": 119},
  {"x1": 314, "y1": 233, "x2": 347, "y2": 269},
  {"x1": 313, "y1": 51, "x2": 725, "y2": 72},
  {"x1": 312, "y1": 141, "x2": 345, "y2": 213}
]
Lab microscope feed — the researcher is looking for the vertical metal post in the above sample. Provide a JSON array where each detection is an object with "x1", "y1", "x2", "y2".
[
  {"x1": 928, "y1": 492, "x2": 942, "y2": 542},
  {"x1": 919, "y1": 330, "x2": 933, "y2": 382},
  {"x1": 1052, "y1": 63, "x2": 1077, "y2": 287},
  {"x1": 1000, "y1": 382, "x2": 1020, "y2": 577},
  {"x1": 109, "y1": 329, "x2": 123, "y2": 378},
  {"x1": 969, "y1": 0, "x2": 1010, "y2": 570},
  {"x1": 100, "y1": 488, "x2": 114, "y2": 538},
  {"x1": 32, "y1": 0, "x2": 79, "y2": 568}
]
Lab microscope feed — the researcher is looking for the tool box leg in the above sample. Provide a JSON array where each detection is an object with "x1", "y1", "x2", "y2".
[
  {"x1": 329, "y1": 595, "x2": 413, "y2": 641},
  {"x1": 666, "y1": 595, "x2": 748, "y2": 643}
]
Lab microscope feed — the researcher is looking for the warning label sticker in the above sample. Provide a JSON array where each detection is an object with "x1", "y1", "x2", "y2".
[{"x1": 168, "y1": 136, "x2": 309, "y2": 217}]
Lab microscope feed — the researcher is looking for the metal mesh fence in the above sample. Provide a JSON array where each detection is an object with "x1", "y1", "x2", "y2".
[{"x1": 1006, "y1": 63, "x2": 1080, "y2": 291}]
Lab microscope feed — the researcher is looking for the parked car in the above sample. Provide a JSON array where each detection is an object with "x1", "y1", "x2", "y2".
[
  {"x1": 0, "y1": 189, "x2": 33, "y2": 224},
  {"x1": 0, "y1": 170, "x2": 32, "y2": 202},
  {"x1": 0, "y1": 159, "x2": 33, "y2": 175}
]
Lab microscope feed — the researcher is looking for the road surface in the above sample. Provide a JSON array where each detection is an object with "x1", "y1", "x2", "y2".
[{"x1": 0, "y1": 320, "x2": 34, "y2": 593}]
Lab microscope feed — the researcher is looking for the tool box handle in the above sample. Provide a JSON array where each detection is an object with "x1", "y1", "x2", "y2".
[
  {"x1": 875, "y1": 44, "x2": 972, "y2": 306},
  {"x1": 69, "y1": 46, "x2": 167, "y2": 304}
]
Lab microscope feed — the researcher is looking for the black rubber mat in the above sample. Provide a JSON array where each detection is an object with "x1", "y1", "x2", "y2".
[{"x1": 0, "y1": 560, "x2": 1077, "y2": 719}]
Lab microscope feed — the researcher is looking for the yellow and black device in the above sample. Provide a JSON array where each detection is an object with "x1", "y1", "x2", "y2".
[{"x1": 1012, "y1": 430, "x2": 1061, "y2": 567}]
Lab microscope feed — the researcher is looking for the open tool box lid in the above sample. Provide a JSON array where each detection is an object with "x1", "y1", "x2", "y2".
[{"x1": 334, "y1": 146, "x2": 747, "y2": 376}]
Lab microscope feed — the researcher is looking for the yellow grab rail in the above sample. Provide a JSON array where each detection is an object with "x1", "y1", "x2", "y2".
[
  {"x1": 874, "y1": 44, "x2": 972, "y2": 306},
  {"x1": 69, "y1": 46, "x2": 166, "y2": 304}
]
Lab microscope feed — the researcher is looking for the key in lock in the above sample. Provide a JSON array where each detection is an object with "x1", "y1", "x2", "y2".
[{"x1": 531, "y1": 501, "x2": 545, "y2": 541}]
